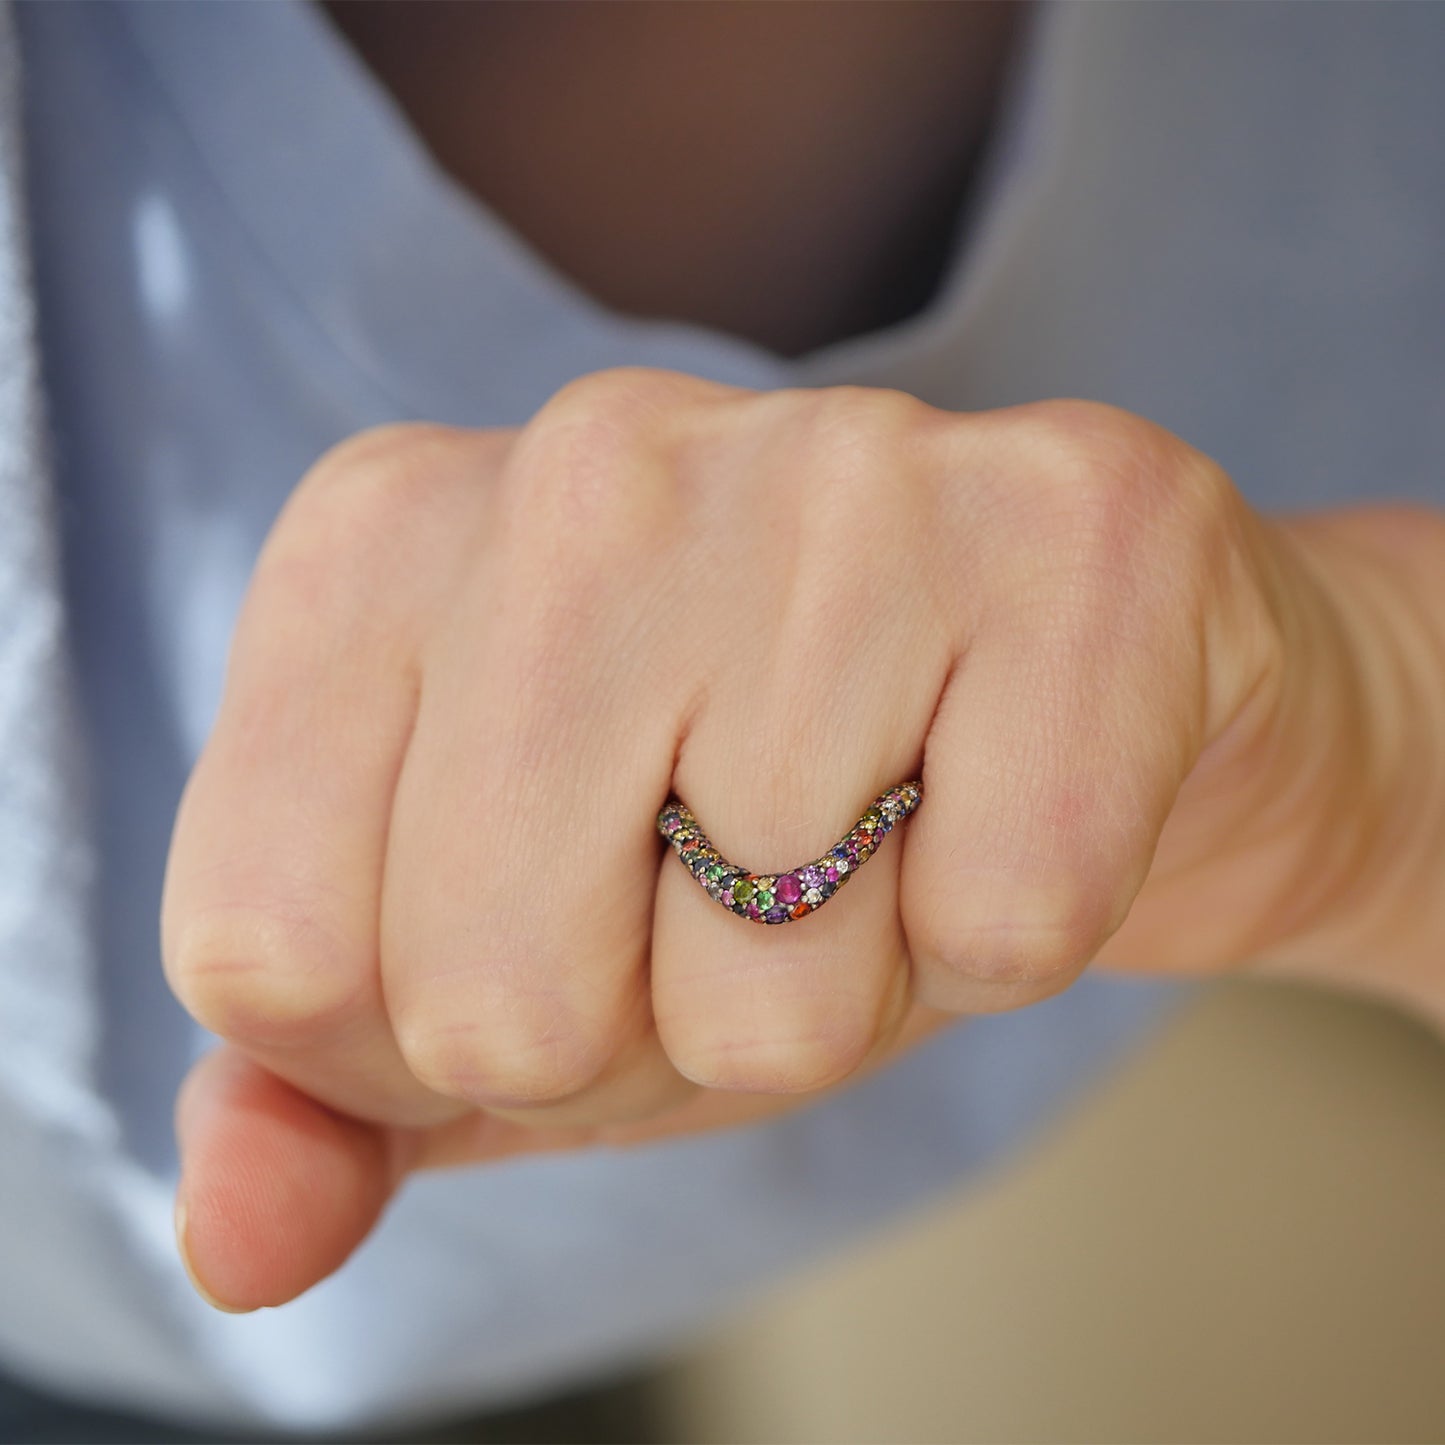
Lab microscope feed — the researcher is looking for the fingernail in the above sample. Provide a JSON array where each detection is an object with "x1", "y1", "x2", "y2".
[{"x1": 174, "y1": 1193, "x2": 258, "y2": 1315}]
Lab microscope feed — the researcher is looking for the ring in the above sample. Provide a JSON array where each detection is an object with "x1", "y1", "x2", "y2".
[{"x1": 656, "y1": 781, "x2": 923, "y2": 924}]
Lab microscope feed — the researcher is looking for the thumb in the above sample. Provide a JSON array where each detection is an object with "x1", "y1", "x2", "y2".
[
  {"x1": 173, "y1": 1045, "x2": 413, "y2": 1312},
  {"x1": 173, "y1": 1008, "x2": 957, "y2": 1311}
]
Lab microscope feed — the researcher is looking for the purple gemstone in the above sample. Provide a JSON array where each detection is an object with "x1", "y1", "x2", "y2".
[
  {"x1": 799, "y1": 865, "x2": 825, "y2": 890},
  {"x1": 764, "y1": 906, "x2": 788, "y2": 924},
  {"x1": 775, "y1": 873, "x2": 803, "y2": 905}
]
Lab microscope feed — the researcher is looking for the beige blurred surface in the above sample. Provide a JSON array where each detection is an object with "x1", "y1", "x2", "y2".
[{"x1": 655, "y1": 980, "x2": 1445, "y2": 1444}]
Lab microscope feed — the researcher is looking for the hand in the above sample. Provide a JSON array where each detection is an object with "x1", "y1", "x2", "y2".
[{"x1": 161, "y1": 369, "x2": 1445, "y2": 1312}]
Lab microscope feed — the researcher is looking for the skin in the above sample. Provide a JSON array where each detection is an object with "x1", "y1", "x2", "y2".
[
  {"x1": 163, "y1": 379, "x2": 1445, "y2": 1312},
  {"x1": 157, "y1": 7, "x2": 1445, "y2": 1311}
]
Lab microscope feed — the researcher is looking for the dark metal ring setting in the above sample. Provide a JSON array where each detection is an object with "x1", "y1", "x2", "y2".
[{"x1": 656, "y1": 781, "x2": 923, "y2": 924}]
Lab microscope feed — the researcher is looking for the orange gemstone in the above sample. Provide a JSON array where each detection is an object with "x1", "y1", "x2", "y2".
[{"x1": 790, "y1": 902, "x2": 811, "y2": 918}]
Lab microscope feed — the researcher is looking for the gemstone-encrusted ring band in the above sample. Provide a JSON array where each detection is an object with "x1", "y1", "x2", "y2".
[{"x1": 656, "y1": 781, "x2": 923, "y2": 924}]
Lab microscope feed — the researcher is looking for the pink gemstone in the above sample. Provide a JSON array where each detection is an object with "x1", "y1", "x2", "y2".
[
  {"x1": 721, "y1": 890, "x2": 734, "y2": 907},
  {"x1": 775, "y1": 874, "x2": 803, "y2": 905},
  {"x1": 746, "y1": 902, "x2": 762, "y2": 919},
  {"x1": 826, "y1": 867, "x2": 838, "y2": 882}
]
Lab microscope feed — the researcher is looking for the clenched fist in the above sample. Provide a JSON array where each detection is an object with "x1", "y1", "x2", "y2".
[{"x1": 161, "y1": 367, "x2": 1445, "y2": 1312}]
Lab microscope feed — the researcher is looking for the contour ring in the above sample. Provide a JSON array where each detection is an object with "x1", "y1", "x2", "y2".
[{"x1": 655, "y1": 781, "x2": 923, "y2": 924}]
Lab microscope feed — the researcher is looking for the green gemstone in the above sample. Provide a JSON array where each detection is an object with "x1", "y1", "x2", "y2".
[
  {"x1": 732, "y1": 879, "x2": 756, "y2": 904},
  {"x1": 706, "y1": 863, "x2": 726, "y2": 884},
  {"x1": 756, "y1": 891, "x2": 775, "y2": 910}
]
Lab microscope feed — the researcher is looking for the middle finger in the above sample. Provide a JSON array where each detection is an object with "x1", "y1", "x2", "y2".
[{"x1": 651, "y1": 406, "x2": 954, "y2": 1093}]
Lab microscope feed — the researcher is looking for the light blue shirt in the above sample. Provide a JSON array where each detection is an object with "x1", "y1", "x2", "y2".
[{"x1": 5, "y1": 0, "x2": 1442, "y2": 1433}]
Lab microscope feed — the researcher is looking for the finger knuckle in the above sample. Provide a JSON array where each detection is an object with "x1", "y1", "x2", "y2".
[
  {"x1": 914, "y1": 873, "x2": 1110, "y2": 1007},
  {"x1": 797, "y1": 381, "x2": 928, "y2": 441},
  {"x1": 1028, "y1": 402, "x2": 1165, "y2": 541},
  {"x1": 1015, "y1": 397, "x2": 1160, "y2": 481},
  {"x1": 519, "y1": 365, "x2": 719, "y2": 476},
  {"x1": 291, "y1": 422, "x2": 480, "y2": 545},
  {"x1": 787, "y1": 384, "x2": 932, "y2": 500},
  {"x1": 1016, "y1": 399, "x2": 1231, "y2": 544},
  {"x1": 394, "y1": 1000, "x2": 611, "y2": 1108},
  {"x1": 168, "y1": 904, "x2": 373, "y2": 1049},
  {"x1": 664, "y1": 1012, "x2": 877, "y2": 1095},
  {"x1": 770, "y1": 386, "x2": 937, "y2": 599},
  {"x1": 980, "y1": 403, "x2": 1247, "y2": 633},
  {"x1": 503, "y1": 368, "x2": 698, "y2": 565},
  {"x1": 536, "y1": 364, "x2": 712, "y2": 427},
  {"x1": 261, "y1": 422, "x2": 489, "y2": 621}
]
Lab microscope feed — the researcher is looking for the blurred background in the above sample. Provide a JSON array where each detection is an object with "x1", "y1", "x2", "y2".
[
  {"x1": 13, "y1": 975, "x2": 1443, "y2": 1444},
  {"x1": 7, "y1": 4, "x2": 1445, "y2": 1441},
  {"x1": 644, "y1": 978, "x2": 1445, "y2": 1443}
]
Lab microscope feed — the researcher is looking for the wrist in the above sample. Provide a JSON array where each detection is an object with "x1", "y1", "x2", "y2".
[
  {"x1": 1252, "y1": 506, "x2": 1445, "y2": 1019},
  {"x1": 1099, "y1": 500, "x2": 1445, "y2": 1017}
]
